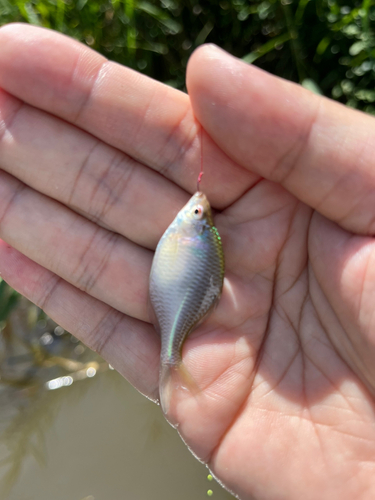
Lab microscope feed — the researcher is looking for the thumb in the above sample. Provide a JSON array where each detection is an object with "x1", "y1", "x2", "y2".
[{"x1": 187, "y1": 44, "x2": 375, "y2": 236}]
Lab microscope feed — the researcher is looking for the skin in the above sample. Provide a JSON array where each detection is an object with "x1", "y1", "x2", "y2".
[{"x1": 1, "y1": 23, "x2": 375, "y2": 500}]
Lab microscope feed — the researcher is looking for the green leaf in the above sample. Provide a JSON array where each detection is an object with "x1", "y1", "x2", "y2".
[
  {"x1": 349, "y1": 41, "x2": 365, "y2": 56},
  {"x1": 15, "y1": 2, "x2": 41, "y2": 25},
  {"x1": 0, "y1": 282, "x2": 19, "y2": 322},
  {"x1": 242, "y1": 32, "x2": 292, "y2": 64},
  {"x1": 302, "y1": 78, "x2": 322, "y2": 95},
  {"x1": 316, "y1": 36, "x2": 330, "y2": 56},
  {"x1": 125, "y1": 0, "x2": 136, "y2": 55},
  {"x1": 195, "y1": 21, "x2": 214, "y2": 46},
  {"x1": 136, "y1": 1, "x2": 181, "y2": 34}
]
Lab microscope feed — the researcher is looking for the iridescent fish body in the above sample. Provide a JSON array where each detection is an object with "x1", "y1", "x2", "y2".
[{"x1": 149, "y1": 191, "x2": 224, "y2": 413}]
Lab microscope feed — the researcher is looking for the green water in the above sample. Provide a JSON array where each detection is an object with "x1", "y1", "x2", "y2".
[{"x1": 1, "y1": 369, "x2": 234, "y2": 500}]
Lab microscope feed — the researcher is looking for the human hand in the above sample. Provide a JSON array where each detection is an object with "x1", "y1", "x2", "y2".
[{"x1": 1, "y1": 23, "x2": 375, "y2": 500}]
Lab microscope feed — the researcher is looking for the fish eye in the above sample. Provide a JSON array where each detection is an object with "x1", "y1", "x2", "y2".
[{"x1": 193, "y1": 205, "x2": 204, "y2": 219}]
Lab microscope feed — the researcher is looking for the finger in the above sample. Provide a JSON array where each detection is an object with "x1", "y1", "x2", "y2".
[
  {"x1": 0, "y1": 170, "x2": 150, "y2": 321},
  {"x1": 0, "y1": 87, "x2": 187, "y2": 249},
  {"x1": 0, "y1": 24, "x2": 256, "y2": 207},
  {"x1": 0, "y1": 240, "x2": 159, "y2": 399},
  {"x1": 187, "y1": 44, "x2": 375, "y2": 235}
]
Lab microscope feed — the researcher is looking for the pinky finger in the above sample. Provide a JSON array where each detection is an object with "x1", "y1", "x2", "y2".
[{"x1": 0, "y1": 240, "x2": 160, "y2": 400}]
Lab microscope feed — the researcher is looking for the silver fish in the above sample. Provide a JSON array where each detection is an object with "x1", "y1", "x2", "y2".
[{"x1": 149, "y1": 191, "x2": 224, "y2": 414}]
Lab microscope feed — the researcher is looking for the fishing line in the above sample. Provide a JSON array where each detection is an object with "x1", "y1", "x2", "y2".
[{"x1": 197, "y1": 124, "x2": 204, "y2": 192}]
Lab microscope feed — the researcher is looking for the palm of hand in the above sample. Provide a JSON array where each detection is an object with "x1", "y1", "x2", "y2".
[
  {"x1": 188, "y1": 182, "x2": 375, "y2": 500},
  {"x1": 0, "y1": 25, "x2": 375, "y2": 500}
]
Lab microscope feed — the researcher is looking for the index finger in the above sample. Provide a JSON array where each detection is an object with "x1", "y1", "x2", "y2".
[{"x1": 0, "y1": 23, "x2": 256, "y2": 208}]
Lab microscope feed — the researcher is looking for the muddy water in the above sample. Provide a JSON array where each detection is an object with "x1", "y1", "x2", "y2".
[{"x1": 3, "y1": 370, "x2": 234, "y2": 500}]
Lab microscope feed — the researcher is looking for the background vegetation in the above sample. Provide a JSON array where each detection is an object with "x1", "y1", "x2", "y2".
[{"x1": 1, "y1": 0, "x2": 375, "y2": 108}]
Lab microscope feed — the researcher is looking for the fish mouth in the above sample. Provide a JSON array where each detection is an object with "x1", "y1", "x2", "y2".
[{"x1": 193, "y1": 191, "x2": 208, "y2": 203}]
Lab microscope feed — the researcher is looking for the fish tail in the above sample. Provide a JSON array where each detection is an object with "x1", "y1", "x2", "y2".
[{"x1": 159, "y1": 362, "x2": 200, "y2": 424}]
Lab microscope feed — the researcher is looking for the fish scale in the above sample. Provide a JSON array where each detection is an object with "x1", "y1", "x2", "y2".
[{"x1": 149, "y1": 191, "x2": 224, "y2": 411}]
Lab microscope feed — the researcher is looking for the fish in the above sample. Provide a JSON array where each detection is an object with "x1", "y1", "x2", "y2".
[{"x1": 149, "y1": 191, "x2": 225, "y2": 417}]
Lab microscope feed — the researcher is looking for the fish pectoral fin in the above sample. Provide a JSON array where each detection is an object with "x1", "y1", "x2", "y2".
[{"x1": 159, "y1": 362, "x2": 201, "y2": 425}]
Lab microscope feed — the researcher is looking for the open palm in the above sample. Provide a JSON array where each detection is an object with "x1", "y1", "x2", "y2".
[{"x1": 1, "y1": 24, "x2": 375, "y2": 500}]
